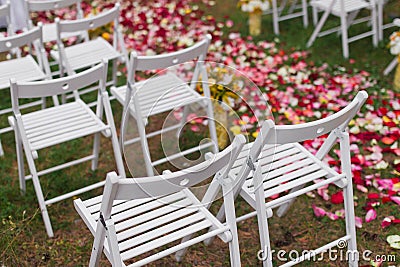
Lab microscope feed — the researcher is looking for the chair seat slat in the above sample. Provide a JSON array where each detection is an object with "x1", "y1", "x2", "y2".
[{"x1": 120, "y1": 220, "x2": 213, "y2": 261}]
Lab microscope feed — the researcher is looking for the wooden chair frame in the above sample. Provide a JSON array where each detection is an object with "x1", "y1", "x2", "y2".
[
  {"x1": 0, "y1": 25, "x2": 52, "y2": 156},
  {"x1": 307, "y1": 0, "x2": 378, "y2": 58},
  {"x1": 74, "y1": 135, "x2": 246, "y2": 266},
  {"x1": 53, "y1": 3, "x2": 128, "y2": 103},
  {"x1": 204, "y1": 91, "x2": 368, "y2": 266},
  {"x1": 111, "y1": 35, "x2": 218, "y2": 177},
  {"x1": 266, "y1": 0, "x2": 309, "y2": 35},
  {"x1": 24, "y1": 0, "x2": 88, "y2": 43},
  {"x1": 9, "y1": 61, "x2": 125, "y2": 237}
]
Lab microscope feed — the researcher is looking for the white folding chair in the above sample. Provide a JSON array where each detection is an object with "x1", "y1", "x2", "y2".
[
  {"x1": 268, "y1": 0, "x2": 309, "y2": 35},
  {"x1": 52, "y1": 3, "x2": 127, "y2": 102},
  {"x1": 307, "y1": 0, "x2": 378, "y2": 58},
  {"x1": 24, "y1": 0, "x2": 87, "y2": 43},
  {"x1": 111, "y1": 35, "x2": 218, "y2": 177},
  {"x1": 205, "y1": 91, "x2": 368, "y2": 266},
  {"x1": 0, "y1": 1, "x2": 13, "y2": 38},
  {"x1": 74, "y1": 134, "x2": 246, "y2": 267},
  {"x1": 0, "y1": 25, "x2": 52, "y2": 156},
  {"x1": 9, "y1": 61, "x2": 125, "y2": 237}
]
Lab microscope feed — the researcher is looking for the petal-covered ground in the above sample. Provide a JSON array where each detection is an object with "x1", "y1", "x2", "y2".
[
  {"x1": 79, "y1": 0, "x2": 400, "y2": 228},
  {"x1": 14, "y1": 0, "x2": 399, "y2": 265}
]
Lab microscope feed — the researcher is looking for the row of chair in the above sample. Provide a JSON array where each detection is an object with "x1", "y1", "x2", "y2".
[
  {"x1": 0, "y1": 1, "x2": 369, "y2": 266},
  {"x1": 73, "y1": 90, "x2": 368, "y2": 266},
  {"x1": 268, "y1": 0, "x2": 395, "y2": 58},
  {"x1": 1, "y1": 2, "x2": 219, "y2": 238}
]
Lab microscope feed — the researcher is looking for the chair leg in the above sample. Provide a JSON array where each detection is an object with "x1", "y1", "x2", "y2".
[
  {"x1": 137, "y1": 119, "x2": 154, "y2": 177},
  {"x1": 29, "y1": 165, "x2": 54, "y2": 237},
  {"x1": 312, "y1": 6, "x2": 319, "y2": 26},
  {"x1": 383, "y1": 57, "x2": 398, "y2": 75},
  {"x1": 340, "y1": 131, "x2": 358, "y2": 266},
  {"x1": 340, "y1": 14, "x2": 350, "y2": 58},
  {"x1": 371, "y1": 5, "x2": 378, "y2": 47},
  {"x1": 0, "y1": 138, "x2": 3, "y2": 157},
  {"x1": 223, "y1": 184, "x2": 241, "y2": 267},
  {"x1": 175, "y1": 234, "x2": 193, "y2": 262},
  {"x1": 14, "y1": 128, "x2": 26, "y2": 194},
  {"x1": 272, "y1": 0, "x2": 280, "y2": 35},
  {"x1": 307, "y1": 8, "x2": 331, "y2": 47},
  {"x1": 302, "y1": 0, "x2": 309, "y2": 28},
  {"x1": 344, "y1": 185, "x2": 359, "y2": 267},
  {"x1": 257, "y1": 217, "x2": 273, "y2": 267},
  {"x1": 276, "y1": 185, "x2": 305, "y2": 217},
  {"x1": 377, "y1": 0, "x2": 384, "y2": 41},
  {"x1": 89, "y1": 222, "x2": 107, "y2": 267},
  {"x1": 112, "y1": 58, "x2": 117, "y2": 87},
  {"x1": 91, "y1": 133, "x2": 101, "y2": 171},
  {"x1": 205, "y1": 100, "x2": 219, "y2": 154}
]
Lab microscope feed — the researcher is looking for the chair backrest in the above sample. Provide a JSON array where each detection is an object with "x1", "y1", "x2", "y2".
[
  {"x1": 256, "y1": 91, "x2": 368, "y2": 146},
  {"x1": 24, "y1": 0, "x2": 84, "y2": 26},
  {"x1": 125, "y1": 35, "x2": 211, "y2": 105},
  {"x1": 10, "y1": 60, "x2": 107, "y2": 113},
  {"x1": 100, "y1": 134, "x2": 246, "y2": 216},
  {"x1": 25, "y1": 0, "x2": 83, "y2": 12},
  {"x1": 0, "y1": 25, "x2": 42, "y2": 53},
  {"x1": 229, "y1": 90, "x2": 368, "y2": 203},
  {"x1": 130, "y1": 34, "x2": 211, "y2": 75},
  {"x1": 55, "y1": 3, "x2": 119, "y2": 35}
]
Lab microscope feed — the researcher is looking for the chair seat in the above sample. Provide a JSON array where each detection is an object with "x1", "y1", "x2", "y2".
[
  {"x1": 111, "y1": 72, "x2": 203, "y2": 119},
  {"x1": 74, "y1": 189, "x2": 229, "y2": 266},
  {"x1": 0, "y1": 55, "x2": 47, "y2": 89},
  {"x1": 41, "y1": 23, "x2": 85, "y2": 43},
  {"x1": 230, "y1": 142, "x2": 341, "y2": 208},
  {"x1": 21, "y1": 100, "x2": 109, "y2": 151},
  {"x1": 310, "y1": 0, "x2": 370, "y2": 16},
  {"x1": 51, "y1": 37, "x2": 121, "y2": 71}
]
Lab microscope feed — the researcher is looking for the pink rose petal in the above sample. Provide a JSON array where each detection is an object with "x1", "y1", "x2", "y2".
[
  {"x1": 326, "y1": 212, "x2": 339, "y2": 220},
  {"x1": 355, "y1": 216, "x2": 363, "y2": 228},
  {"x1": 390, "y1": 196, "x2": 400, "y2": 205},
  {"x1": 312, "y1": 205, "x2": 326, "y2": 217},
  {"x1": 365, "y1": 209, "x2": 377, "y2": 223}
]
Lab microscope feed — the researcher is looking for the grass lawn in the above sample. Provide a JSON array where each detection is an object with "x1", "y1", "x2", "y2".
[{"x1": 0, "y1": 0, "x2": 399, "y2": 266}]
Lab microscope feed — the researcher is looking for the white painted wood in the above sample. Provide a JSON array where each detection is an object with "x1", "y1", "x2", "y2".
[
  {"x1": 0, "y1": 24, "x2": 51, "y2": 157},
  {"x1": 113, "y1": 34, "x2": 218, "y2": 176},
  {"x1": 307, "y1": 0, "x2": 378, "y2": 58},
  {"x1": 204, "y1": 91, "x2": 368, "y2": 265},
  {"x1": 269, "y1": 0, "x2": 309, "y2": 35},
  {"x1": 10, "y1": 61, "x2": 125, "y2": 237},
  {"x1": 74, "y1": 135, "x2": 246, "y2": 266},
  {"x1": 24, "y1": 0, "x2": 86, "y2": 43},
  {"x1": 52, "y1": 3, "x2": 127, "y2": 102}
]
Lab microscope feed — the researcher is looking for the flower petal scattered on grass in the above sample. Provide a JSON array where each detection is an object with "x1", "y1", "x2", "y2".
[
  {"x1": 365, "y1": 209, "x2": 377, "y2": 223},
  {"x1": 387, "y1": 235, "x2": 400, "y2": 249}
]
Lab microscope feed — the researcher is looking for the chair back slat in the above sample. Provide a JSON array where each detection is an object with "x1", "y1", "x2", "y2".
[
  {"x1": 26, "y1": 0, "x2": 82, "y2": 11},
  {"x1": 114, "y1": 135, "x2": 246, "y2": 200},
  {"x1": 57, "y1": 3, "x2": 119, "y2": 33},
  {"x1": 132, "y1": 35, "x2": 211, "y2": 72},
  {"x1": 11, "y1": 61, "x2": 106, "y2": 99},
  {"x1": 0, "y1": 26, "x2": 41, "y2": 52},
  {"x1": 266, "y1": 91, "x2": 368, "y2": 144}
]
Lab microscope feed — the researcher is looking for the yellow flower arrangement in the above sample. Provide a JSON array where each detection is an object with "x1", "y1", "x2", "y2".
[{"x1": 238, "y1": 0, "x2": 270, "y2": 14}]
